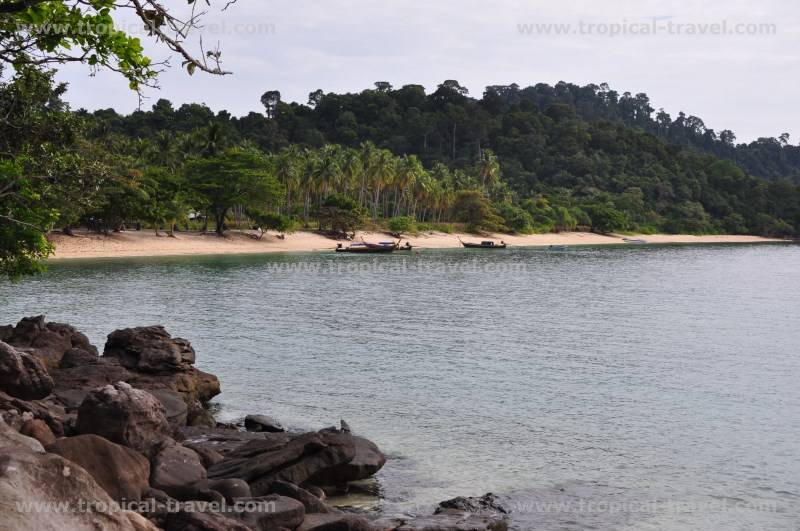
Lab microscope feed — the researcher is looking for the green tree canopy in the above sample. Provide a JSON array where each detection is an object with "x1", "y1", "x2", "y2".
[{"x1": 184, "y1": 149, "x2": 282, "y2": 236}]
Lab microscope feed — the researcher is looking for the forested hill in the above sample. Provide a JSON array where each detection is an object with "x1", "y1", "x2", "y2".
[
  {"x1": 80, "y1": 80, "x2": 800, "y2": 237},
  {"x1": 88, "y1": 80, "x2": 800, "y2": 184}
]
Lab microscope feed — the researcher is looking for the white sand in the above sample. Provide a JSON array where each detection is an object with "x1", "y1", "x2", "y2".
[{"x1": 47, "y1": 229, "x2": 784, "y2": 260}]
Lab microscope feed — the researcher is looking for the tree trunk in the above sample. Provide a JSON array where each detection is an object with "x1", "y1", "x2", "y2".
[{"x1": 215, "y1": 207, "x2": 228, "y2": 236}]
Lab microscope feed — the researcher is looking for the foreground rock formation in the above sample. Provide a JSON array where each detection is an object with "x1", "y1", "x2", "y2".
[{"x1": 0, "y1": 316, "x2": 508, "y2": 531}]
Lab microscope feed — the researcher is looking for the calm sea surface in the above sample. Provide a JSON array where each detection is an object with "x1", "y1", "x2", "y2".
[{"x1": 2, "y1": 244, "x2": 798, "y2": 530}]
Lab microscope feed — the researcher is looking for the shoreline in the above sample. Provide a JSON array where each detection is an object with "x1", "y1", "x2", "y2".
[{"x1": 48, "y1": 229, "x2": 787, "y2": 261}]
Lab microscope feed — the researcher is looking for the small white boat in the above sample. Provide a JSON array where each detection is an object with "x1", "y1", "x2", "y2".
[{"x1": 622, "y1": 238, "x2": 648, "y2": 244}]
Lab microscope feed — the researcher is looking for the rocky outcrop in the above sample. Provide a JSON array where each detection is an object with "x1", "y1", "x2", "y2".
[
  {"x1": 207, "y1": 430, "x2": 359, "y2": 496},
  {"x1": 101, "y1": 325, "x2": 221, "y2": 411},
  {"x1": 76, "y1": 382, "x2": 172, "y2": 456},
  {"x1": 0, "y1": 341, "x2": 54, "y2": 400},
  {"x1": 150, "y1": 444, "x2": 207, "y2": 499},
  {"x1": 2, "y1": 315, "x2": 97, "y2": 371},
  {"x1": 435, "y1": 493, "x2": 510, "y2": 516},
  {"x1": 0, "y1": 318, "x2": 394, "y2": 531},
  {"x1": 47, "y1": 434, "x2": 151, "y2": 502},
  {"x1": 245, "y1": 414, "x2": 286, "y2": 433},
  {"x1": 0, "y1": 447, "x2": 159, "y2": 530}
]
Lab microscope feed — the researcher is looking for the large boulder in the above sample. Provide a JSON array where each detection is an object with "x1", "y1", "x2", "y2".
[
  {"x1": 103, "y1": 326, "x2": 195, "y2": 374},
  {"x1": 0, "y1": 340, "x2": 54, "y2": 400},
  {"x1": 307, "y1": 435, "x2": 386, "y2": 486},
  {"x1": 0, "y1": 448, "x2": 159, "y2": 530},
  {"x1": 76, "y1": 382, "x2": 172, "y2": 456},
  {"x1": 234, "y1": 495, "x2": 306, "y2": 531},
  {"x1": 150, "y1": 444, "x2": 207, "y2": 499},
  {"x1": 48, "y1": 434, "x2": 151, "y2": 502},
  {"x1": 2, "y1": 315, "x2": 97, "y2": 371},
  {"x1": 207, "y1": 430, "x2": 358, "y2": 496}
]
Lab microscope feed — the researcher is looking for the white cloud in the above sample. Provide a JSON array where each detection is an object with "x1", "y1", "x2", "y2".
[{"x1": 55, "y1": 0, "x2": 799, "y2": 142}]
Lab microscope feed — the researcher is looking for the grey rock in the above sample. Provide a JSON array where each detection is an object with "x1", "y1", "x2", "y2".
[{"x1": 0, "y1": 340, "x2": 54, "y2": 400}]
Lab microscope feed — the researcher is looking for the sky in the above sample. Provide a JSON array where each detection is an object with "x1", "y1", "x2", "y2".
[{"x1": 56, "y1": 0, "x2": 799, "y2": 143}]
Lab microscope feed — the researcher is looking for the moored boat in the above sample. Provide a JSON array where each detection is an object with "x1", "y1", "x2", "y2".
[
  {"x1": 335, "y1": 240, "x2": 399, "y2": 253},
  {"x1": 622, "y1": 238, "x2": 648, "y2": 244},
  {"x1": 459, "y1": 237, "x2": 507, "y2": 249}
]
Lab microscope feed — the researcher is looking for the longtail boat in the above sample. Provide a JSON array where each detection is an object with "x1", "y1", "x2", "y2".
[
  {"x1": 335, "y1": 240, "x2": 399, "y2": 253},
  {"x1": 459, "y1": 237, "x2": 507, "y2": 249}
]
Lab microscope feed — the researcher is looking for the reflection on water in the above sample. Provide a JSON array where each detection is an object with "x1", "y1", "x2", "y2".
[{"x1": 2, "y1": 244, "x2": 799, "y2": 530}]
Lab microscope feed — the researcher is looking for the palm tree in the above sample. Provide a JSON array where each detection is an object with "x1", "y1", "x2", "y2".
[
  {"x1": 316, "y1": 145, "x2": 343, "y2": 200},
  {"x1": 276, "y1": 146, "x2": 301, "y2": 216},
  {"x1": 370, "y1": 149, "x2": 395, "y2": 220},
  {"x1": 341, "y1": 148, "x2": 362, "y2": 197},
  {"x1": 394, "y1": 155, "x2": 423, "y2": 217},
  {"x1": 477, "y1": 149, "x2": 500, "y2": 189},
  {"x1": 359, "y1": 142, "x2": 378, "y2": 209},
  {"x1": 300, "y1": 149, "x2": 319, "y2": 226}
]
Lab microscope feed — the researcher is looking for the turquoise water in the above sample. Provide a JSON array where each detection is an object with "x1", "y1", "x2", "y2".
[{"x1": 2, "y1": 244, "x2": 799, "y2": 529}]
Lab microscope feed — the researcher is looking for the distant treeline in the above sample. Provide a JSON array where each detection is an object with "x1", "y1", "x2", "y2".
[
  {"x1": 78, "y1": 79, "x2": 800, "y2": 238},
  {"x1": 3, "y1": 69, "x2": 800, "y2": 278}
]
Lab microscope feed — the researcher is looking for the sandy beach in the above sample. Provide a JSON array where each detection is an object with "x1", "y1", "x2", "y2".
[{"x1": 47, "y1": 230, "x2": 785, "y2": 260}]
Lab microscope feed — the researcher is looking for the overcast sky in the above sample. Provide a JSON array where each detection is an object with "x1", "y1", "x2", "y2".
[{"x1": 56, "y1": 0, "x2": 798, "y2": 143}]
